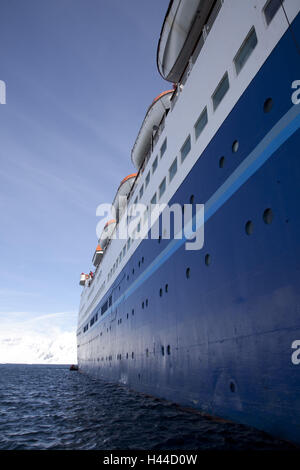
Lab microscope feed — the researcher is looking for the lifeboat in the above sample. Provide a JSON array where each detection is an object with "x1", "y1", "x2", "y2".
[
  {"x1": 99, "y1": 219, "x2": 116, "y2": 250},
  {"x1": 112, "y1": 173, "x2": 137, "y2": 221},
  {"x1": 79, "y1": 273, "x2": 89, "y2": 286},
  {"x1": 92, "y1": 244, "x2": 104, "y2": 267},
  {"x1": 131, "y1": 90, "x2": 173, "y2": 169},
  {"x1": 157, "y1": 0, "x2": 215, "y2": 82}
]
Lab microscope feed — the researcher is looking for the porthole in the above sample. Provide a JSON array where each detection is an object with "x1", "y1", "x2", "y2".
[
  {"x1": 263, "y1": 97, "x2": 273, "y2": 113},
  {"x1": 263, "y1": 208, "x2": 273, "y2": 225},
  {"x1": 138, "y1": 261, "x2": 141, "y2": 268},
  {"x1": 167, "y1": 345, "x2": 171, "y2": 355},
  {"x1": 219, "y1": 156, "x2": 225, "y2": 168},
  {"x1": 142, "y1": 301, "x2": 144, "y2": 309},
  {"x1": 132, "y1": 352, "x2": 134, "y2": 359},
  {"x1": 142, "y1": 256, "x2": 144, "y2": 263},
  {"x1": 190, "y1": 194, "x2": 195, "y2": 204},
  {"x1": 159, "y1": 288, "x2": 163, "y2": 297},
  {"x1": 232, "y1": 140, "x2": 239, "y2": 153},
  {"x1": 127, "y1": 313, "x2": 129, "y2": 319},
  {"x1": 145, "y1": 299, "x2": 148, "y2": 307},
  {"x1": 165, "y1": 284, "x2": 168, "y2": 293},
  {"x1": 205, "y1": 254, "x2": 211, "y2": 266},
  {"x1": 132, "y1": 309, "x2": 134, "y2": 316},
  {"x1": 161, "y1": 346, "x2": 165, "y2": 356},
  {"x1": 230, "y1": 381, "x2": 236, "y2": 393},
  {"x1": 126, "y1": 353, "x2": 128, "y2": 359},
  {"x1": 158, "y1": 235, "x2": 161, "y2": 244},
  {"x1": 245, "y1": 220, "x2": 254, "y2": 235},
  {"x1": 186, "y1": 267, "x2": 190, "y2": 279},
  {"x1": 132, "y1": 268, "x2": 135, "y2": 275},
  {"x1": 127, "y1": 275, "x2": 129, "y2": 281},
  {"x1": 146, "y1": 348, "x2": 149, "y2": 357}
]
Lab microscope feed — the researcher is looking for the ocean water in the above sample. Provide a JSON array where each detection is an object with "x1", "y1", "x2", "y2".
[{"x1": 0, "y1": 364, "x2": 297, "y2": 451}]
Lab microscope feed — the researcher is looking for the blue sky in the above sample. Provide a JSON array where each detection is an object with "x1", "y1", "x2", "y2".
[{"x1": 0, "y1": 0, "x2": 169, "y2": 363}]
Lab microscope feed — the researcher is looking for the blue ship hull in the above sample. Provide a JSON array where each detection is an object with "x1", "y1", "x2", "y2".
[{"x1": 78, "y1": 14, "x2": 300, "y2": 444}]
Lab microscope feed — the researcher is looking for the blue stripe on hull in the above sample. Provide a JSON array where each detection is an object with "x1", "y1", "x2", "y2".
[{"x1": 78, "y1": 13, "x2": 300, "y2": 444}]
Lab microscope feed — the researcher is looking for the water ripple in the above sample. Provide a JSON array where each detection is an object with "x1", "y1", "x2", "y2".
[{"x1": 0, "y1": 364, "x2": 297, "y2": 450}]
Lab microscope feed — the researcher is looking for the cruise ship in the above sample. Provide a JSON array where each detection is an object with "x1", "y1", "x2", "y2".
[{"x1": 77, "y1": 0, "x2": 300, "y2": 444}]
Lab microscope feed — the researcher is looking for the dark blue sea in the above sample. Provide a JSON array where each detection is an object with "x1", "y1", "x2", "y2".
[{"x1": 0, "y1": 364, "x2": 297, "y2": 451}]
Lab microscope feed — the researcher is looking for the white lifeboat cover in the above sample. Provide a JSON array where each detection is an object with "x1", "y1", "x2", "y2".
[
  {"x1": 100, "y1": 219, "x2": 116, "y2": 249},
  {"x1": 157, "y1": 0, "x2": 214, "y2": 82},
  {"x1": 112, "y1": 174, "x2": 137, "y2": 216},
  {"x1": 92, "y1": 244, "x2": 104, "y2": 267},
  {"x1": 131, "y1": 90, "x2": 173, "y2": 169}
]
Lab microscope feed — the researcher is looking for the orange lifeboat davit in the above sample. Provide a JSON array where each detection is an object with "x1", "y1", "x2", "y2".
[
  {"x1": 157, "y1": 0, "x2": 215, "y2": 82},
  {"x1": 92, "y1": 244, "x2": 104, "y2": 267},
  {"x1": 100, "y1": 219, "x2": 116, "y2": 250},
  {"x1": 131, "y1": 90, "x2": 173, "y2": 169},
  {"x1": 112, "y1": 173, "x2": 137, "y2": 221}
]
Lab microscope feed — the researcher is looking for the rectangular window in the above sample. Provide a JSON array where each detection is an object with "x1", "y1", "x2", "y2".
[
  {"x1": 152, "y1": 156, "x2": 158, "y2": 174},
  {"x1": 122, "y1": 246, "x2": 126, "y2": 257},
  {"x1": 212, "y1": 72, "x2": 229, "y2": 111},
  {"x1": 160, "y1": 138, "x2": 167, "y2": 158},
  {"x1": 139, "y1": 184, "x2": 144, "y2": 199},
  {"x1": 151, "y1": 193, "x2": 157, "y2": 206},
  {"x1": 134, "y1": 196, "x2": 138, "y2": 205},
  {"x1": 234, "y1": 28, "x2": 258, "y2": 75},
  {"x1": 169, "y1": 157, "x2": 177, "y2": 182},
  {"x1": 127, "y1": 238, "x2": 131, "y2": 250},
  {"x1": 145, "y1": 171, "x2": 150, "y2": 187},
  {"x1": 264, "y1": 0, "x2": 282, "y2": 25},
  {"x1": 181, "y1": 135, "x2": 191, "y2": 162},
  {"x1": 159, "y1": 177, "x2": 166, "y2": 199},
  {"x1": 194, "y1": 107, "x2": 208, "y2": 140},
  {"x1": 101, "y1": 300, "x2": 108, "y2": 315}
]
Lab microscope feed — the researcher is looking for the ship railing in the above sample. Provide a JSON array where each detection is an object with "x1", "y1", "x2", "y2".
[{"x1": 171, "y1": 0, "x2": 223, "y2": 111}]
